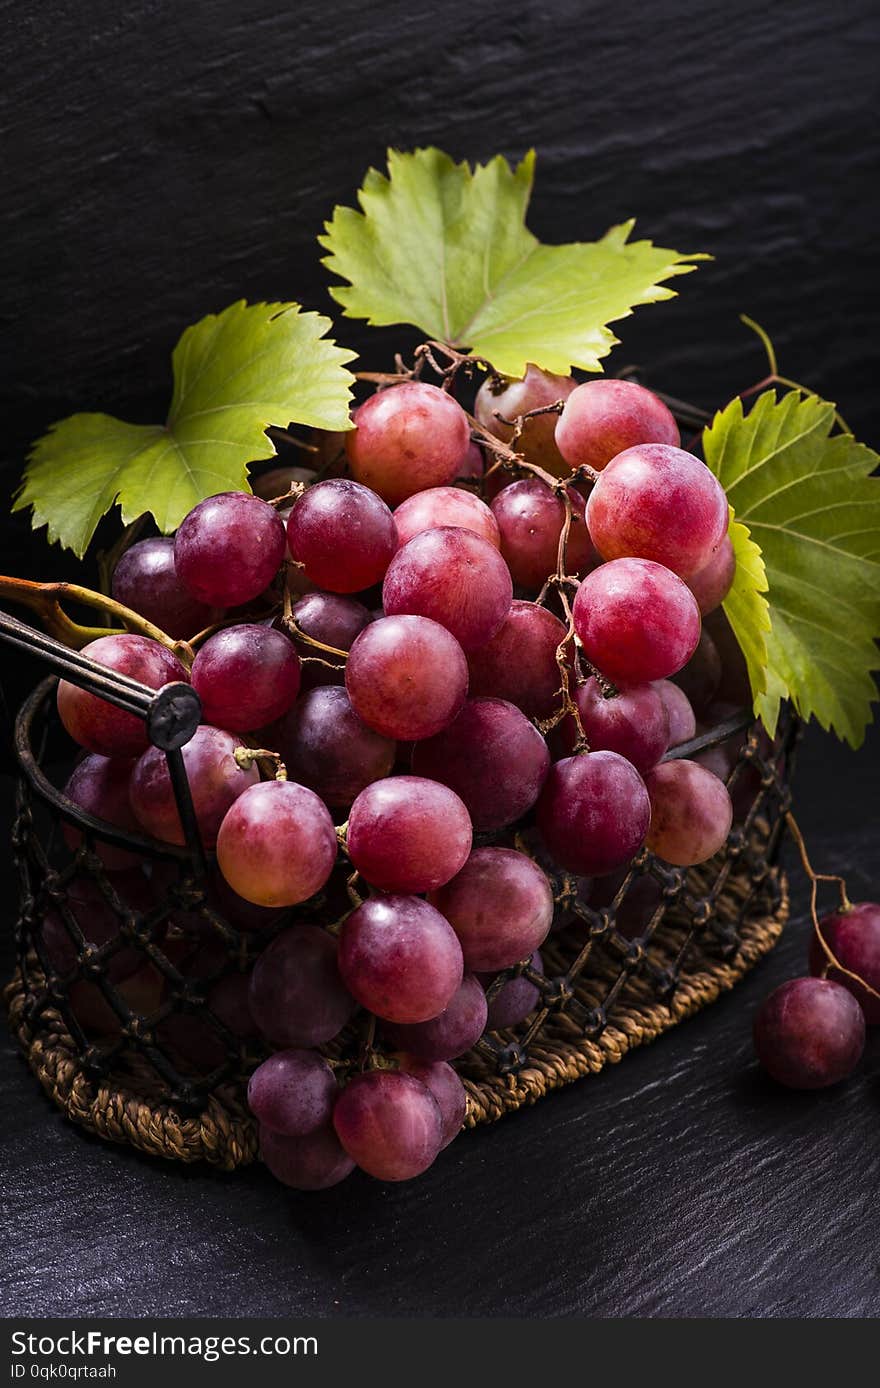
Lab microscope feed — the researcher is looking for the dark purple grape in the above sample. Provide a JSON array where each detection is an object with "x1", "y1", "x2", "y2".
[
  {"x1": 412, "y1": 697, "x2": 550, "y2": 831},
  {"x1": 480, "y1": 951, "x2": 544, "y2": 1029},
  {"x1": 346, "y1": 776, "x2": 472, "y2": 894},
  {"x1": 753, "y1": 977, "x2": 865, "y2": 1088},
  {"x1": 260, "y1": 1123, "x2": 355, "y2": 1190},
  {"x1": 383, "y1": 974, "x2": 488, "y2": 1060},
  {"x1": 338, "y1": 895, "x2": 463, "y2": 1024},
  {"x1": 809, "y1": 902, "x2": 880, "y2": 1025},
  {"x1": 40, "y1": 869, "x2": 152, "y2": 981},
  {"x1": 397, "y1": 1059, "x2": 467, "y2": 1149},
  {"x1": 430, "y1": 848, "x2": 553, "y2": 972},
  {"x1": 333, "y1": 1070, "x2": 443, "y2": 1180},
  {"x1": 490, "y1": 479, "x2": 598, "y2": 590},
  {"x1": 112, "y1": 536, "x2": 215, "y2": 638},
  {"x1": 249, "y1": 925, "x2": 355, "y2": 1047},
  {"x1": 191, "y1": 623, "x2": 301, "y2": 730},
  {"x1": 671, "y1": 627, "x2": 722, "y2": 714},
  {"x1": 279, "y1": 686, "x2": 395, "y2": 809},
  {"x1": 248, "y1": 1049, "x2": 338, "y2": 1136},
  {"x1": 286, "y1": 591, "x2": 372, "y2": 689},
  {"x1": 61, "y1": 754, "x2": 141, "y2": 870},
  {"x1": 537, "y1": 752, "x2": 650, "y2": 876},
  {"x1": 466, "y1": 600, "x2": 570, "y2": 720},
  {"x1": 207, "y1": 971, "x2": 258, "y2": 1039},
  {"x1": 174, "y1": 491, "x2": 286, "y2": 608},
  {"x1": 558, "y1": 678, "x2": 669, "y2": 773},
  {"x1": 287, "y1": 479, "x2": 397, "y2": 593}
]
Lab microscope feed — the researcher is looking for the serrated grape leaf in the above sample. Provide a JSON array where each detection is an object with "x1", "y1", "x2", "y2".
[
  {"x1": 723, "y1": 509, "x2": 770, "y2": 701},
  {"x1": 704, "y1": 389, "x2": 880, "y2": 747},
  {"x1": 15, "y1": 300, "x2": 356, "y2": 557},
  {"x1": 319, "y1": 147, "x2": 706, "y2": 378}
]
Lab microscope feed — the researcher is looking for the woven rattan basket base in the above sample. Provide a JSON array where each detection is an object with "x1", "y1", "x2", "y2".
[{"x1": 4, "y1": 865, "x2": 788, "y2": 1173}]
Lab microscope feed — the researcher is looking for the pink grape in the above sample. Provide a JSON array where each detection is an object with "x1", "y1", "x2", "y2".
[
  {"x1": 586, "y1": 444, "x2": 729, "y2": 578},
  {"x1": 129, "y1": 725, "x2": 259, "y2": 848},
  {"x1": 346, "y1": 776, "x2": 472, "y2": 893},
  {"x1": 61, "y1": 755, "x2": 141, "y2": 870},
  {"x1": 430, "y1": 847, "x2": 554, "y2": 972},
  {"x1": 383, "y1": 974, "x2": 488, "y2": 1061},
  {"x1": 671, "y1": 628, "x2": 722, "y2": 714},
  {"x1": 249, "y1": 924, "x2": 355, "y2": 1046},
  {"x1": 191, "y1": 623, "x2": 301, "y2": 731},
  {"x1": 260, "y1": 1124, "x2": 355, "y2": 1190},
  {"x1": 393, "y1": 486, "x2": 500, "y2": 550},
  {"x1": 338, "y1": 895, "x2": 463, "y2": 1024},
  {"x1": 412, "y1": 697, "x2": 550, "y2": 831},
  {"x1": 279, "y1": 686, "x2": 395, "y2": 808},
  {"x1": 686, "y1": 532, "x2": 736, "y2": 614},
  {"x1": 346, "y1": 382, "x2": 471, "y2": 505},
  {"x1": 537, "y1": 752, "x2": 650, "y2": 876},
  {"x1": 466, "y1": 600, "x2": 570, "y2": 721},
  {"x1": 345, "y1": 614, "x2": 468, "y2": 741},
  {"x1": 174, "y1": 491, "x2": 286, "y2": 607},
  {"x1": 644, "y1": 760, "x2": 733, "y2": 866},
  {"x1": 397, "y1": 1059, "x2": 467, "y2": 1149},
  {"x1": 653, "y1": 680, "x2": 697, "y2": 748},
  {"x1": 572, "y1": 558, "x2": 701, "y2": 685},
  {"x1": 559, "y1": 678, "x2": 669, "y2": 774},
  {"x1": 216, "y1": 780, "x2": 337, "y2": 907},
  {"x1": 248, "y1": 1049, "x2": 338, "y2": 1136},
  {"x1": 480, "y1": 951, "x2": 544, "y2": 1029},
  {"x1": 753, "y1": 977, "x2": 865, "y2": 1089},
  {"x1": 111, "y1": 536, "x2": 215, "y2": 639},
  {"x1": 382, "y1": 527, "x2": 513, "y2": 652},
  {"x1": 57, "y1": 635, "x2": 189, "y2": 759},
  {"x1": 285, "y1": 591, "x2": 372, "y2": 690},
  {"x1": 490, "y1": 479, "x2": 598, "y2": 589},
  {"x1": 286, "y1": 479, "x2": 397, "y2": 593},
  {"x1": 809, "y1": 902, "x2": 880, "y2": 1025},
  {"x1": 475, "y1": 364, "x2": 577, "y2": 477},
  {"x1": 333, "y1": 1070, "x2": 443, "y2": 1180},
  {"x1": 555, "y1": 378, "x2": 680, "y2": 472}
]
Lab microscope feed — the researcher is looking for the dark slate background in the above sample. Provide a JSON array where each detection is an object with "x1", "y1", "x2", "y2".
[{"x1": 1, "y1": 0, "x2": 879, "y2": 1320}]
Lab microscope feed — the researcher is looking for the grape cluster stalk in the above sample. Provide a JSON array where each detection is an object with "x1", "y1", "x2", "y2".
[{"x1": 14, "y1": 336, "x2": 877, "y2": 1192}]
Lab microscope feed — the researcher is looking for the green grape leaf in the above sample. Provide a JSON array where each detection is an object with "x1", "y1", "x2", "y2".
[
  {"x1": 704, "y1": 389, "x2": 880, "y2": 747},
  {"x1": 723, "y1": 509, "x2": 771, "y2": 700},
  {"x1": 15, "y1": 300, "x2": 357, "y2": 556},
  {"x1": 319, "y1": 147, "x2": 706, "y2": 378}
]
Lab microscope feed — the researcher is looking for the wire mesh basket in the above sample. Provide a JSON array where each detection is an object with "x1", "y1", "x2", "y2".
[{"x1": 3, "y1": 611, "x2": 797, "y2": 1171}]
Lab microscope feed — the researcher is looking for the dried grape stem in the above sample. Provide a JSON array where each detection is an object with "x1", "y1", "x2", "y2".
[
  {"x1": 234, "y1": 747, "x2": 287, "y2": 781},
  {"x1": 784, "y1": 811, "x2": 880, "y2": 1002},
  {"x1": 0, "y1": 574, "x2": 190, "y2": 663}
]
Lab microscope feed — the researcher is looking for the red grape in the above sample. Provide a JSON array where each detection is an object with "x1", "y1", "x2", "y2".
[
  {"x1": 112, "y1": 536, "x2": 215, "y2": 639},
  {"x1": 346, "y1": 775, "x2": 472, "y2": 893},
  {"x1": 280, "y1": 686, "x2": 395, "y2": 809},
  {"x1": 753, "y1": 977, "x2": 865, "y2": 1089},
  {"x1": 216, "y1": 780, "x2": 337, "y2": 907},
  {"x1": 586, "y1": 444, "x2": 729, "y2": 578},
  {"x1": 57, "y1": 634, "x2": 189, "y2": 758},
  {"x1": 285, "y1": 591, "x2": 372, "y2": 691},
  {"x1": 286, "y1": 479, "x2": 397, "y2": 593},
  {"x1": 475, "y1": 364, "x2": 577, "y2": 476},
  {"x1": 248, "y1": 1049, "x2": 338, "y2": 1136},
  {"x1": 394, "y1": 485, "x2": 499, "y2": 551},
  {"x1": 345, "y1": 614, "x2": 468, "y2": 741},
  {"x1": 490, "y1": 479, "x2": 598, "y2": 589},
  {"x1": 249, "y1": 924, "x2": 355, "y2": 1046},
  {"x1": 338, "y1": 895, "x2": 463, "y2": 1024},
  {"x1": 383, "y1": 974, "x2": 488, "y2": 1061},
  {"x1": 572, "y1": 558, "x2": 701, "y2": 685},
  {"x1": 479, "y1": 951, "x2": 544, "y2": 1029},
  {"x1": 430, "y1": 847, "x2": 554, "y2": 971},
  {"x1": 809, "y1": 902, "x2": 880, "y2": 1024},
  {"x1": 686, "y1": 532, "x2": 736, "y2": 614},
  {"x1": 61, "y1": 755, "x2": 141, "y2": 870},
  {"x1": 537, "y1": 752, "x2": 650, "y2": 876},
  {"x1": 260, "y1": 1123, "x2": 355, "y2": 1190},
  {"x1": 554, "y1": 378, "x2": 680, "y2": 472},
  {"x1": 653, "y1": 680, "x2": 697, "y2": 748},
  {"x1": 346, "y1": 383, "x2": 470, "y2": 505},
  {"x1": 129, "y1": 725, "x2": 258, "y2": 848},
  {"x1": 412, "y1": 697, "x2": 550, "y2": 831},
  {"x1": 333, "y1": 1070, "x2": 443, "y2": 1180},
  {"x1": 671, "y1": 627, "x2": 721, "y2": 714},
  {"x1": 191, "y1": 623, "x2": 301, "y2": 731},
  {"x1": 466, "y1": 600, "x2": 570, "y2": 720},
  {"x1": 559, "y1": 678, "x2": 669, "y2": 773},
  {"x1": 644, "y1": 760, "x2": 733, "y2": 866},
  {"x1": 397, "y1": 1059, "x2": 467, "y2": 1149},
  {"x1": 174, "y1": 491, "x2": 286, "y2": 607},
  {"x1": 382, "y1": 526, "x2": 513, "y2": 652}
]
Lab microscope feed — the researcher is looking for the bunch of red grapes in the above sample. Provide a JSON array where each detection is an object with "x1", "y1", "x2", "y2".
[{"x1": 46, "y1": 363, "x2": 879, "y2": 1190}]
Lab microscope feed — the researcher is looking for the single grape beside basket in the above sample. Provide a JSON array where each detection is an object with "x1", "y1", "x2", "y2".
[{"x1": 4, "y1": 148, "x2": 879, "y2": 1191}]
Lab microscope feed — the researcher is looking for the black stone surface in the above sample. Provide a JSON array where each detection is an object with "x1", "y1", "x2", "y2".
[{"x1": 1, "y1": 0, "x2": 879, "y2": 1320}]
